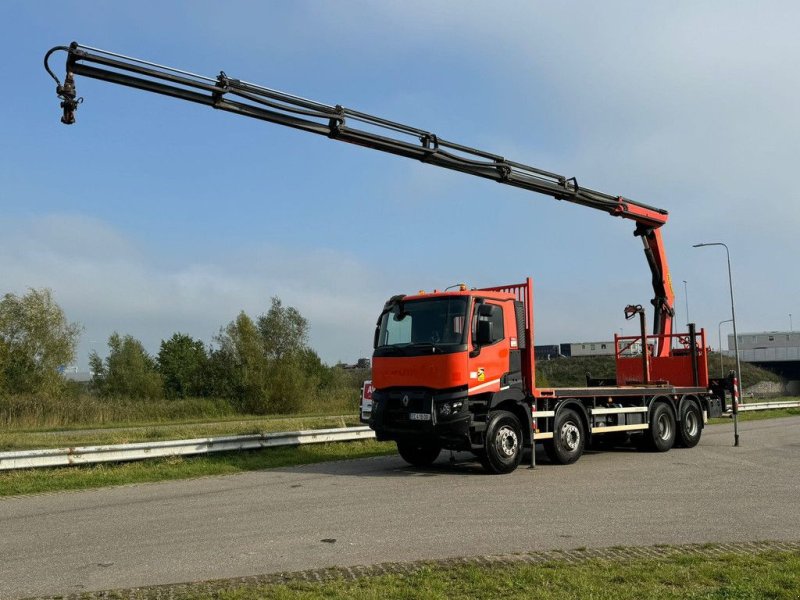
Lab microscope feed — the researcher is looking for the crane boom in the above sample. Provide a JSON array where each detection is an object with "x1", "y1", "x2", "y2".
[{"x1": 44, "y1": 42, "x2": 676, "y2": 355}]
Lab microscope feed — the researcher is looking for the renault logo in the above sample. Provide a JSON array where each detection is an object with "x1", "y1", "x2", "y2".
[{"x1": 402, "y1": 395, "x2": 409, "y2": 407}]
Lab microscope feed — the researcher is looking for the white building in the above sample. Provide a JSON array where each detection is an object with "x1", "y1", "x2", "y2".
[{"x1": 727, "y1": 331, "x2": 800, "y2": 362}]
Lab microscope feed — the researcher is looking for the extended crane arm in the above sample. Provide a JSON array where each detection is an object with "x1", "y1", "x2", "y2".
[{"x1": 44, "y1": 42, "x2": 675, "y2": 355}]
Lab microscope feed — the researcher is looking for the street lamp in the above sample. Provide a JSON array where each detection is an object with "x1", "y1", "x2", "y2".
[
  {"x1": 682, "y1": 280, "x2": 690, "y2": 325},
  {"x1": 718, "y1": 318, "x2": 733, "y2": 376},
  {"x1": 694, "y1": 242, "x2": 742, "y2": 447}
]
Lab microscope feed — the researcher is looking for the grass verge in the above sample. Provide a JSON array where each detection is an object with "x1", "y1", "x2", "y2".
[
  {"x1": 0, "y1": 440, "x2": 395, "y2": 497},
  {"x1": 0, "y1": 414, "x2": 360, "y2": 451},
  {"x1": 708, "y1": 407, "x2": 800, "y2": 424},
  {"x1": 39, "y1": 544, "x2": 800, "y2": 599}
]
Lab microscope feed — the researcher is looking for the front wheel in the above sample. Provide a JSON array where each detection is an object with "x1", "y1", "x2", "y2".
[
  {"x1": 396, "y1": 439, "x2": 441, "y2": 467},
  {"x1": 481, "y1": 410, "x2": 523, "y2": 474},
  {"x1": 544, "y1": 408, "x2": 586, "y2": 465}
]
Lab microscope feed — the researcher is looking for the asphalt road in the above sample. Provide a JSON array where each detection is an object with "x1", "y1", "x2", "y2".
[{"x1": 2, "y1": 417, "x2": 799, "y2": 598}]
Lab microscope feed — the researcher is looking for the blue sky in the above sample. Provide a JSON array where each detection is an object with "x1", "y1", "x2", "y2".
[{"x1": 2, "y1": 1, "x2": 799, "y2": 367}]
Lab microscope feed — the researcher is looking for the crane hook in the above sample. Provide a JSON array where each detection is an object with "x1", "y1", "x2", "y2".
[
  {"x1": 44, "y1": 45, "x2": 83, "y2": 125},
  {"x1": 58, "y1": 71, "x2": 82, "y2": 125}
]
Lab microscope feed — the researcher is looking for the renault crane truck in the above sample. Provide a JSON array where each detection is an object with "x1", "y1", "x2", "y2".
[{"x1": 45, "y1": 43, "x2": 733, "y2": 474}]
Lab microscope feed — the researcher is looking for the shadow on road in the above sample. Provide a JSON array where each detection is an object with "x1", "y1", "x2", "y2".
[{"x1": 280, "y1": 441, "x2": 646, "y2": 479}]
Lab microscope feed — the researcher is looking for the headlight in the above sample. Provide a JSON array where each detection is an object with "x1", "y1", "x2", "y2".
[{"x1": 438, "y1": 401, "x2": 464, "y2": 417}]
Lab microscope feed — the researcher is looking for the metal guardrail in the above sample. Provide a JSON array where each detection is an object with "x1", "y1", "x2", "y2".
[
  {"x1": 734, "y1": 400, "x2": 800, "y2": 412},
  {"x1": 0, "y1": 426, "x2": 376, "y2": 471}
]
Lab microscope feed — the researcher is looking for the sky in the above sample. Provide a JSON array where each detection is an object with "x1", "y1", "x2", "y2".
[{"x1": 2, "y1": 1, "x2": 799, "y2": 368}]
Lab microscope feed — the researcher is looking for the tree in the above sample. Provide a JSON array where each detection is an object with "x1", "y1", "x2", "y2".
[
  {"x1": 208, "y1": 299, "x2": 318, "y2": 414},
  {"x1": 157, "y1": 333, "x2": 208, "y2": 398},
  {"x1": 257, "y1": 297, "x2": 309, "y2": 362},
  {"x1": 213, "y1": 312, "x2": 270, "y2": 412},
  {"x1": 256, "y1": 298, "x2": 317, "y2": 412},
  {"x1": 0, "y1": 288, "x2": 81, "y2": 397},
  {"x1": 91, "y1": 333, "x2": 163, "y2": 399}
]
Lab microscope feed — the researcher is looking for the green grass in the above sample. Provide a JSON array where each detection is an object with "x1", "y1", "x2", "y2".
[
  {"x1": 0, "y1": 386, "x2": 363, "y2": 431},
  {"x1": 0, "y1": 413, "x2": 360, "y2": 451},
  {"x1": 92, "y1": 548, "x2": 800, "y2": 599},
  {"x1": 709, "y1": 407, "x2": 800, "y2": 424},
  {"x1": 0, "y1": 440, "x2": 396, "y2": 497},
  {"x1": 0, "y1": 394, "x2": 242, "y2": 430}
]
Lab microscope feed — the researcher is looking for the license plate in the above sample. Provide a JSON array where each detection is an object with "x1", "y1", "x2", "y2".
[{"x1": 409, "y1": 412, "x2": 431, "y2": 421}]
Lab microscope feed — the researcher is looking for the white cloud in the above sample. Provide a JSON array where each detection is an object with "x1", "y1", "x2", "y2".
[{"x1": 0, "y1": 214, "x2": 392, "y2": 367}]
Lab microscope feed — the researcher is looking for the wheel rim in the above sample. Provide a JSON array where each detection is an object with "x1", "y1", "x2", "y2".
[
  {"x1": 657, "y1": 413, "x2": 673, "y2": 440},
  {"x1": 560, "y1": 421, "x2": 581, "y2": 451},
  {"x1": 684, "y1": 409, "x2": 699, "y2": 437},
  {"x1": 496, "y1": 425, "x2": 518, "y2": 457}
]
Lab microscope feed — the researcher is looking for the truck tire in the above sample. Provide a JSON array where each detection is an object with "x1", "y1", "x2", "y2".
[
  {"x1": 642, "y1": 402, "x2": 676, "y2": 452},
  {"x1": 544, "y1": 408, "x2": 586, "y2": 465},
  {"x1": 396, "y1": 440, "x2": 441, "y2": 467},
  {"x1": 676, "y1": 401, "x2": 702, "y2": 448},
  {"x1": 481, "y1": 410, "x2": 523, "y2": 474}
]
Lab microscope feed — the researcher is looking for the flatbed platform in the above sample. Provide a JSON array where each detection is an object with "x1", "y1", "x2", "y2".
[{"x1": 536, "y1": 386, "x2": 708, "y2": 398}]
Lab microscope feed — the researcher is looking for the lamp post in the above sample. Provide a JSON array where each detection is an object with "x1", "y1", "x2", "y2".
[
  {"x1": 682, "y1": 280, "x2": 690, "y2": 325},
  {"x1": 693, "y1": 242, "x2": 741, "y2": 446},
  {"x1": 718, "y1": 318, "x2": 733, "y2": 376}
]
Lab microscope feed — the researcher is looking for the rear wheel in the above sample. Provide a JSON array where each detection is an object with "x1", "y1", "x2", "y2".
[
  {"x1": 544, "y1": 408, "x2": 586, "y2": 465},
  {"x1": 642, "y1": 402, "x2": 676, "y2": 452},
  {"x1": 396, "y1": 439, "x2": 441, "y2": 467},
  {"x1": 481, "y1": 410, "x2": 523, "y2": 474},
  {"x1": 676, "y1": 401, "x2": 702, "y2": 448}
]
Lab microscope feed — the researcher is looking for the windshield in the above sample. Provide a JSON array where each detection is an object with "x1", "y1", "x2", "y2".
[{"x1": 377, "y1": 297, "x2": 468, "y2": 350}]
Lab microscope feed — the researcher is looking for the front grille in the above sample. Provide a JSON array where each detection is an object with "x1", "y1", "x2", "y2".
[{"x1": 384, "y1": 390, "x2": 431, "y2": 426}]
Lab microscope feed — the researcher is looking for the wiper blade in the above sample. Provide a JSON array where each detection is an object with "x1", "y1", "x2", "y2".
[{"x1": 408, "y1": 342, "x2": 439, "y2": 353}]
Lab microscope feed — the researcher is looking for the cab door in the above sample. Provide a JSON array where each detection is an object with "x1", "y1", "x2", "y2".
[{"x1": 467, "y1": 300, "x2": 509, "y2": 397}]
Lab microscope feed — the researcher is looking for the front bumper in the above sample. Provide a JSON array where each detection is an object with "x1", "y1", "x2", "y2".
[{"x1": 369, "y1": 387, "x2": 472, "y2": 449}]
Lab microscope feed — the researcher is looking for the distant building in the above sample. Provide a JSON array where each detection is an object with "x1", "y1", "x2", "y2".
[
  {"x1": 568, "y1": 341, "x2": 615, "y2": 357},
  {"x1": 534, "y1": 344, "x2": 562, "y2": 360},
  {"x1": 534, "y1": 339, "x2": 643, "y2": 360},
  {"x1": 336, "y1": 358, "x2": 371, "y2": 370},
  {"x1": 727, "y1": 331, "x2": 800, "y2": 362}
]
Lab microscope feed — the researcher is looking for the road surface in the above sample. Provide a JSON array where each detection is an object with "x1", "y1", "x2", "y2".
[{"x1": 1, "y1": 417, "x2": 798, "y2": 598}]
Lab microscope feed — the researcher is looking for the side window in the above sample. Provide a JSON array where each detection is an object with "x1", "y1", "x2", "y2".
[
  {"x1": 472, "y1": 301, "x2": 505, "y2": 345},
  {"x1": 488, "y1": 304, "x2": 504, "y2": 342}
]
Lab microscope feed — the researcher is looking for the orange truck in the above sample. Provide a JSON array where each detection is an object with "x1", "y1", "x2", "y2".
[
  {"x1": 46, "y1": 43, "x2": 735, "y2": 473},
  {"x1": 365, "y1": 279, "x2": 729, "y2": 473}
]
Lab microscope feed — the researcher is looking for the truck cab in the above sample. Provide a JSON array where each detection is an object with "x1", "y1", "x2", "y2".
[{"x1": 368, "y1": 282, "x2": 535, "y2": 473}]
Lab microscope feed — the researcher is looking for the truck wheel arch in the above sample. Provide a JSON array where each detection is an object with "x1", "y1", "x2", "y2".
[
  {"x1": 648, "y1": 395, "x2": 677, "y2": 421},
  {"x1": 489, "y1": 390, "x2": 532, "y2": 449},
  {"x1": 554, "y1": 399, "x2": 591, "y2": 446}
]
